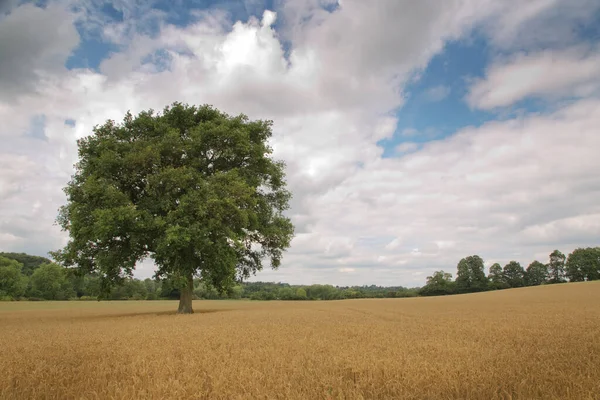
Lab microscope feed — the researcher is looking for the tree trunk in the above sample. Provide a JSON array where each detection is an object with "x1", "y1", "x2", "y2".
[{"x1": 177, "y1": 273, "x2": 194, "y2": 314}]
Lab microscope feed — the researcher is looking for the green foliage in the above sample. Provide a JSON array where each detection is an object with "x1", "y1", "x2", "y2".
[
  {"x1": 0, "y1": 256, "x2": 28, "y2": 299},
  {"x1": 0, "y1": 252, "x2": 51, "y2": 276},
  {"x1": 5, "y1": 245, "x2": 600, "y2": 302},
  {"x1": 295, "y1": 288, "x2": 307, "y2": 300},
  {"x1": 305, "y1": 284, "x2": 341, "y2": 300},
  {"x1": 503, "y1": 261, "x2": 525, "y2": 288},
  {"x1": 419, "y1": 271, "x2": 456, "y2": 296},
  {"x1": 52, "y1": 103, "x2": 294, "y2": 311},
  {"x1": 193, "y1": 281, "x2": 221, "y2": 299},
  {"x1": 548, "y1": 250, "x2": 566, "y2": 283},
  {"x1": 456, "y1": 255, "x2": 488, "y2": 293},
  {"x1": 525, "y1": 261, "x2": 548, "y2": 286},
  {"x1": 143, "y1": 278, "x2": 160, "y2": 299},
  {"x1": 29, "y1": 263, "x2": 75, "y2": 300},
  {"x1": 229, "y1": 285, "x2": 244, "y2": 299},
  {"x1": 487, "y1": 263, "x2": 509, "y2": 290},
  {"x1": 242, "y1": 282, "x2": 418, "y2": 301},
  {"x1": 566, "y1": 247, "x2": 600, "y2": 282}
]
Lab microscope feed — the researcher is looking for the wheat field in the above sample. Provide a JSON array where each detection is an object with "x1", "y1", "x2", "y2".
[{"x1": 1, "y1": 282, "x2": 599, "y2": 400}]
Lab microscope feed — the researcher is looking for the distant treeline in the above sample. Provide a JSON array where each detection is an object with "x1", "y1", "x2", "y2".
[
  {"x1": 0, "y1": 252, "x2": 418, "y2": 301},
  {"x1": 419, "y1": 248, "x2": 600, "y2": 296},
  {"x1": 1, "y1": 247, "x2": 598, "y2": 301}
]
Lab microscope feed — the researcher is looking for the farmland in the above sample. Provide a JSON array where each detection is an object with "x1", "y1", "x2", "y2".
[{"x1": 1, "y1": 282, "x2": 599, "y2": 399}]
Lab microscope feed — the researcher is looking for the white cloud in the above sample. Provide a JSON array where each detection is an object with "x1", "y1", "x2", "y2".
[
  {"x1": 1, "y1": 0, "x2": 599, "y2": 288},
  {"x1": 395, "y1": 142, "x2": 420, "y2": 155},
  {"x1": 275, "y1": 98, "x2": 600, "y2": 285},
  {"x1": 422, "y1": 85, "x2": 451, "y2": 102},
  {"x1": 477, "y1": 0, "x2": 600, "y2": 50},
  {"x1": 0, "y1": 2, "x2": 79, "y2": 100},
  {"x1": 401, "y1": 128, "x2": 418, "y2": 137},
  {"x1": 467, "y1": 46, "x2": 600, "y2": 109}
]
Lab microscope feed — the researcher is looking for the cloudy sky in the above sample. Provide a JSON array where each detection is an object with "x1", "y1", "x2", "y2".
[{"x1": 1, "y1": 0, "x2": 600, "y2": 287}]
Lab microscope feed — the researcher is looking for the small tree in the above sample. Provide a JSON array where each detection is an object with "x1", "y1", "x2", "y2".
[
  {"x1": 0, "y1": 256, "x2": 28, "y2": 300},
  {"x1": 295, "y1": 287, "x2": 307, "y2": 300},
  {"x1": 0, "y1": 252, "x2": 51, "y2": 276},
  {"x1": 566, "y1": 247, "x2": 600, "y2": 282},
  {"x1": 29, "y1": 263, "x2": 74, "y2": 300},
  {"x1": 503, "y1": 261, "x2": 525, "y2": 288},
  {"x1": 52, "y1": 103, "x2": 294, "y2": 313},
  {"x1": 525, "y1": 261, "x2": 548, "y2": 286},
  {"x1": 455, "y1": 255, "x2": 488, "y2": 293},
  {"x1": 547, "y1": 250, "x2": 566, "y2": 284},
  {"x1": 419, "y1": 271, "x2": 456, "y2": 296},
  {"x1": 487, "y1": 262, "x2": 508, "y2": 290}
]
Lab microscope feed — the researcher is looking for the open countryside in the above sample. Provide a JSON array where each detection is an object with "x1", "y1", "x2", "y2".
[
  {"x1": 2, "y1": 1, "x2": 600, "y2": 399},
  {"x1": 1, "y1": 282, "x2": 599, "y2": 399}
]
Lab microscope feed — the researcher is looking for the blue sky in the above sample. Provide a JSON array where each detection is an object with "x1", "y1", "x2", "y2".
[
  {"x1": 1, "y1": 0, "x2": 600, "y2": 286},
  {"x1": 380, "y1": 36, "x2": 494, "y2": 157}
]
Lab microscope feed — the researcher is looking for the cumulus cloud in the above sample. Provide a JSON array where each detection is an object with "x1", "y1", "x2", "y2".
[
  {"x1": 281, "y1": 98, "x2": 600, "y2": 285},
  {"x1": 0, "y1": 2, "x2": 79, "y2": 100},
  {"x1": 422, "y1": 85, "x2": 451, "y2": 102},
  {"x1": 477, "y1": 0, "x2": 600, "y2": 50},
  {"x1": 395, "y1": 142, "x2": 420, "y2": 155},
  {"x1": 0, "y1": 0, "x2": 599, "y2": 287},
  {"x1": 467, "y1": 46, "x2": 600, "y2": 109},
  {"x1": 0, "y1": 0, "x2": 19, "y2": 14}
]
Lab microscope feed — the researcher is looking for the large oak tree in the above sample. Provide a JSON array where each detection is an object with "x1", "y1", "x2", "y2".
[{"x1": 53, "y1": 103, "x2": 294, "y2": 313}]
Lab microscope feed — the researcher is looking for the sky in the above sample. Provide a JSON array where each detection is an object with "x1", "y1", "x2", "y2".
[{"x1": 1, "y1": 0, "x2": 600, "y2": 287}]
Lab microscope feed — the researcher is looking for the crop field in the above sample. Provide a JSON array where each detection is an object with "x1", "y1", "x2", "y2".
[{"x1": 1, "y1": 282, "x2": 599, "y2": 400}]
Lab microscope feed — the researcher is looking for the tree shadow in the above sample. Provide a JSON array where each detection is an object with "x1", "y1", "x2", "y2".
[{"x1": 75, "y1": 308, "x2": 233, "y2": 321}]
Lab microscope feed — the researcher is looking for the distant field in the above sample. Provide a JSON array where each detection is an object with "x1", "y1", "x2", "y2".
[{"x1": 1, "y1": 283, "x2": 599, "y2": 399}]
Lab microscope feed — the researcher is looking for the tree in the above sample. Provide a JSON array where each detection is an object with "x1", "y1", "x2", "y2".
[
  {"x1": 29, "y1": 263, "x2": 74, "y2": 300},
  {"x1": 525, "y1": 261, "x2": 548, "y2": 286},
  {"x1": 229, "y1": 284, "x2": 244, "y2": 299},
  {"x1": 0, "y1": 252, "x2": 51, "y2": 276},
  {"x1": 503, "y1": 261, "x2": 525, "y2": 288},
  {"x1": 419, "y1": 271, "x2": 456, "y2": 296},
  {"x1": 83, "y1": 275, "x2": 101, "y2": 298},
  {"x1": 455, "y1": 255, "x2": 488, "y2": 293},
  {"x1": 193, "y1": 281, "x2": 220, "y2": 299},
  {"x1": 277, "y1": 287, "x2": 295, "y2": 300},
  {"x1": 143, "y1": 278, "x2": 159, "y2": 300},
  {"x1": 306, "y1": 284, "x2": 339, "y2": 300},
  {"x1": 547, "y1": 250, "x2": 566, "y2": 284},
  {"x1": 0, "y1": 256, "x2": 28, "y2": 299},
  {"x1": 295, "y1": 287, "x2": 307, "y2": 300},
  {"x1": 566, "y1": 247, "x2": 600, "y2": 282},
  {"x1": 52, "y1": 103, "x2": 294, "y2": 313},
  {"x1": 487, "y1": 263, "x2": 508, "y2": 290}
]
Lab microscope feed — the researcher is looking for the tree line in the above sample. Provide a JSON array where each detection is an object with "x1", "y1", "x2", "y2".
[
  {"x1": 419, "y1": 247, "x2": 600, "y2": 296},
  {"x1": 0, "y1": 252, "x2": 419, "y2": 301},
  {"x1": 1, "y1": 247, "x2": 598, "y2": 301}
]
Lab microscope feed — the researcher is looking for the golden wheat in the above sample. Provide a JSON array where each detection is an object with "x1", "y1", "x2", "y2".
[{"x1": 1, "y1": 282, "x2": 599, "y2": 399}]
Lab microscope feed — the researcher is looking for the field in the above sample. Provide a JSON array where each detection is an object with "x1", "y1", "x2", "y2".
[{"x1": 1, "y1": 283, "x2": 599, "y2": 399}]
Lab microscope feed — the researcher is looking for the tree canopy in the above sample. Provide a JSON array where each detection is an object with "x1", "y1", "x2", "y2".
[
  {"x1": 52, "y1": 102, "x2": 294, "y2": 313},
  {"x1": 525, "y1": 261, "x2": 548, "y2": 286},
  {"x1": 0, "y1": 252, "x2": 51, "y2": 276},
  {"x1": 503, "y1": 261, "x2": 525, "y2": 288},
  {"x1": 566, "y1": 247, "x2": 600, "y2": 282},
  {"x1": 0, "y1": 256, "x2": 28, "y2": 299},
  {"x1": 456, "y1": 255, "x2": 487, "y2": 293},
  {"x1": 548, "y1": 250, "x2": 566, "y2": 283}
]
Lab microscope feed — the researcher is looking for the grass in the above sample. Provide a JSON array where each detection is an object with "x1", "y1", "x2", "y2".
[{"x1": 1, "y1": 282, "x2": 599, "y2": 399}]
